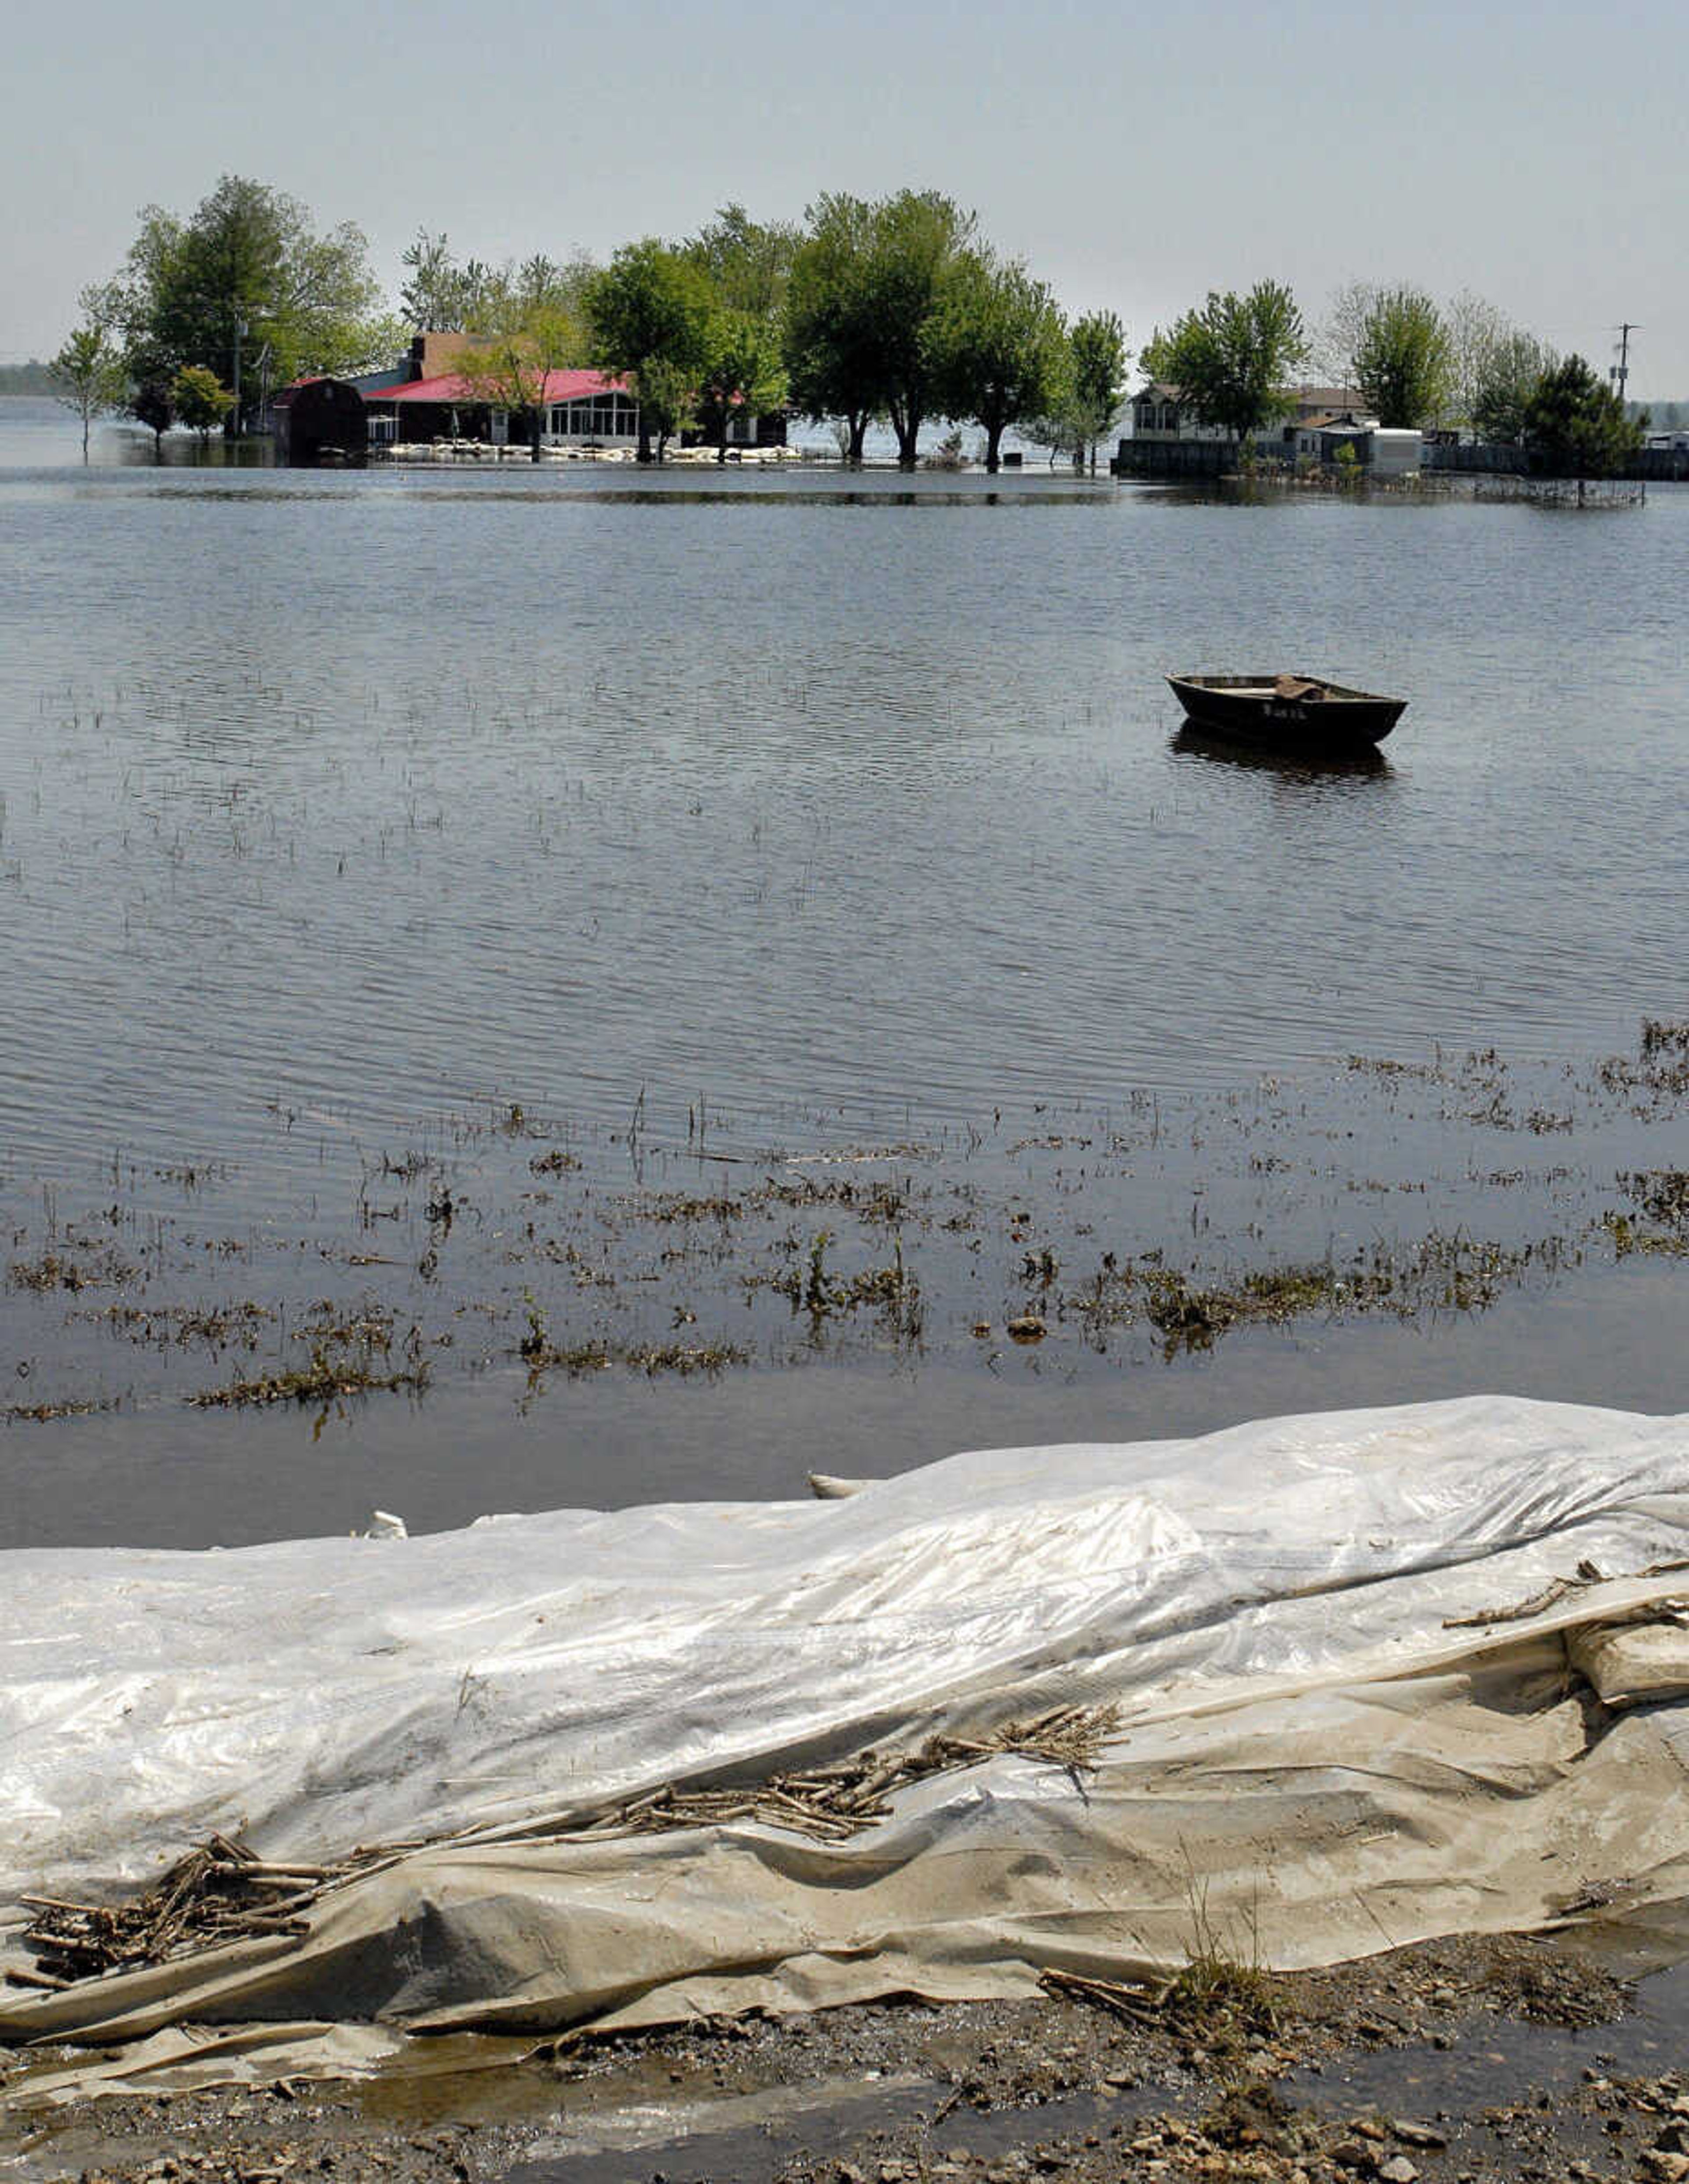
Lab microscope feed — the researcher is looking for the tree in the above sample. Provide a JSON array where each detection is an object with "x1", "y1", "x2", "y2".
[
  {"x1": 585, "y1": 240, "x2": 716, "y2": 462},
  {"x1": 783, "y1": 192, "x2": 883, "y2": 464},
  {"x1": 1522, "y1": 354, "x2": 1645, "y2": 477},
  {"x1": 682, "y1": 204, "x2": 800, "y2": 321},
  {"x1": 1443, "y1": 290, "x2": 1511, "y2": 432},
  {"x1": 861, "y1": 190, "x2": 975, "y2": 468},
  {"x1": 929, "y1": 252, "x2": 1068, "y2": 473},
  {"x1": 695, "y1": 310, "x2": 787, "y2": 460},
  {"x1": 1141, "y1": 281, "x2": 1308, "y2": 449},
  {"x1": 398, "y1": 230, "x2": 497, "y2": 332},
  {"x1": 49, "y1": 325, "x2": 127, "y2": 461},
  {"x1": 1349, "y1": 286, "x2": 1453, "y2": 427},
  {"x1": 1068, "y1": 309, "x2": 1130, "y2": 474},
  {"x1": 1017, "y1": 406, "x2": 1087, "y2": 469},
  {"x1": 1471, "y1": 329, "x2": 1556, "y2": 444},
  {"x1": 1315, "y1": 280, "x2": 1374, "y2": 390},
  {"x1": 99, "y1": 177, "x2": 383, "y2": 430},
  {"x1": 129, "y1": 377, "x2": 175, "y2": 456},
  {"x1": 172, "y1": 365, "x2": 235, "y2": 443},
  {"x1": 451, "y1": 258, "x2": 591, "y2": 459},
  {"x1": 682, "y1": 207, "x2": 796, "y2": 460}
]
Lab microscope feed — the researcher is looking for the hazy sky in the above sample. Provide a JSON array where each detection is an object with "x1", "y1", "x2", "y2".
[{"x1": 3, "y1": 0, "x2": 1681, "y2": 394}]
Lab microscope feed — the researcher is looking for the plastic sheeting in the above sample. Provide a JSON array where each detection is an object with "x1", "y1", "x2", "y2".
[{"x1": 6, "y1": 1394, "x2": 1689, "y2": 2093}]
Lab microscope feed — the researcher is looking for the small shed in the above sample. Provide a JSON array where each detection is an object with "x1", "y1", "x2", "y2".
[
  {"x1": 1294, "y1": 413, "x2": 1422, "y2": 475},
  {"x1": 274, "y1": 378, "x2": 368, "y2": 466}
]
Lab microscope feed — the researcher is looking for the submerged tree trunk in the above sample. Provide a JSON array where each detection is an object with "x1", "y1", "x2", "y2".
[
  {"x1": 890, "y1": 398, "x2": 921, "y2": 469},
  {"x1": 847, "y1": 412, "x2": 868, "y2": 465}
]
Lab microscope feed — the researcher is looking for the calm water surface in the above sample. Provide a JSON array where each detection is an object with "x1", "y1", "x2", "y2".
[{"x1": 4, "y1": 401, "x2": 1686, "y2": 1204}]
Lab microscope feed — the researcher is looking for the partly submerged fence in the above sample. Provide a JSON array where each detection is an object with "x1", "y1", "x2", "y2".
[{"x1": 1113, "y1": 436, "x2": 1689, "y2": 484}]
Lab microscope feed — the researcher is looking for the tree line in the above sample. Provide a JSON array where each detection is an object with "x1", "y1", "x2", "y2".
[
  {"x1": 1142, "y1": 280, "x2": 1647, "y2": 474},
  {"x1": 46, "y1": 175, "x2": 1651, "y2": 475}
]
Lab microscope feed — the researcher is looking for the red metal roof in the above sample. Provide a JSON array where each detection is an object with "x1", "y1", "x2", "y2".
[{"x1": 375, "y1": 368, "x2": 628, "y2": 406}]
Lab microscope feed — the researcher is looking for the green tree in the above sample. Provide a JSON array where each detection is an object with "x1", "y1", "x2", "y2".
[
  {"x1": 129, "y1": 376, "x2": 175, "y2": 456},
  {"x1": 1141, "y1": 281, "x2": 1308, "y2": 449},
  {"x1": 100, "y1": 177, "x2": 382, "y2": 430},
  {"x1": 172, "y1": 364, "x2": 236, "y2": 443},
  {"x1": 862, "y1": 190, "x2": 975, "y2": 468},
  {"x1": 1522, "y1": 354, "x2": 1645, "y2": 477},
  {"x1": 1349, "y1": 286, "x2": 1453, "y2": 427},
  {"x1": 929, "y1": 252, "x2": 1068, "y2": 473},
  {"x1": 1068, "y1": 309, "x2": 1130, "y2": 473},
  {"x1": 682, "y1": 203, "x2": 800, "y2": 321},
  {"x1": 1471, "y1": 330, "x2": 1556, "y2": 444},
  {"x1": 452, "y1": 258, "x2": 592, "y2": 458},
  {"x1": 695, "y1": 310, "x2": 788, "y2": 460},
  {"x1": 49, "y1": 325, "x2": 128, "y2": 461},
  {"x1": 585, "y1": 240, "x2": 716, "y2": 462},
  {"x1": 783, "y1": 192, "x2": 883, "y2": 463}
]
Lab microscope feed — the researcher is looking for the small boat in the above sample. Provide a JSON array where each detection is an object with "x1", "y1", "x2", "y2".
[{"x1": 1166, "y1": 673, "x2": 1405, "y2": 753}]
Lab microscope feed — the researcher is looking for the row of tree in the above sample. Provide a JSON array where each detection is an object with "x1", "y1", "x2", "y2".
[
  {"x1": 47, "y1": 174, "x2": 1650, "y2": 475},
  {"x1": 401, "y1": 193, "x2": 1130, "y2": 470},
  {"x1": 52, "y1": 177, "x2": 1130, "y2": 470},
  {"x1": 1142, "y1": 280, "x2": 1647, "y2": 474}
]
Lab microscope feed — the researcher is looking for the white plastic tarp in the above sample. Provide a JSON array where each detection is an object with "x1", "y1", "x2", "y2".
[{"x1": 6, "y1": 1394, "x2": 1689, "y2": 2093}]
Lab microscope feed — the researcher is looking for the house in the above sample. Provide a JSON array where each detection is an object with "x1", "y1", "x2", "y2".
[
  {"x1": 282, "y1": 332, "x2": 786, "y2": 457},
  {"x1": 362, "y1": 366, "x2": 646, "y2": 450},
  {"x1": 1128, "y1": 383, "x2": 1230, "y2": 443},
  {"x1": 1128, "y1": 382, "x2": 1369, "y2": 444}
]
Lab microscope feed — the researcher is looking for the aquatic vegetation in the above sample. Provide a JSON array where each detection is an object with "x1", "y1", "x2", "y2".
[{"x1": 187, "y1": 1343, "x2": 428, "y2": 1409}]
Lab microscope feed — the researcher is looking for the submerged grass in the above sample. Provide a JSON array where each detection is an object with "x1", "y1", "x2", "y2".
[{"x1": 186, "y1": 1344, "x2": 429, "y2": 1409}]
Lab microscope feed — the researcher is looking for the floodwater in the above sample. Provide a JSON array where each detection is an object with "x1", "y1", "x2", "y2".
[{"x1": 3, "y1": 397, "x2": 1688, "y2": 1545}]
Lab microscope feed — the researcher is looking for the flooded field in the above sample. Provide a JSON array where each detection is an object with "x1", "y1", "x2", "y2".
[{"x1": 3, "y1": 404, "x2": 1688, "y2": 1544}]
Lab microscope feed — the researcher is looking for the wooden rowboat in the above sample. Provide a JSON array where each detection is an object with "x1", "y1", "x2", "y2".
[{"x1": 1166, "y1": 673, "x2": 1406, "y2": 753}]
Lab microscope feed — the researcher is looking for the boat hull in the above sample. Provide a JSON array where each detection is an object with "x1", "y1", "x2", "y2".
[{"x1": 1166, "y1": 674, "x2": 1404, "y2": 753}]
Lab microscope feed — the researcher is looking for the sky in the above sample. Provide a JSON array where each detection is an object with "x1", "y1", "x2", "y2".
[{"x1": 2, "y1": 0, "x2": 1682, "y2": 396}]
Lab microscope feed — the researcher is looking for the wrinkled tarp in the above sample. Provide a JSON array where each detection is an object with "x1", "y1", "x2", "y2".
[{"x1": 6, "y1": 1394, "x2": 1689, "y2": 2096}]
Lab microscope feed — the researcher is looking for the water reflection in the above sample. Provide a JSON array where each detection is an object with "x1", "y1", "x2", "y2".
[{"x1": 1171, "y1": 725, "x2": 1396, "y2": 784}]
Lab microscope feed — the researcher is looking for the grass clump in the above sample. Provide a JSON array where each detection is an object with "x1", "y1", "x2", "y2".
[
  {"x1": 1166, "y1": 1870, "x2": 1280, "y2": 2044},
  {"x1": 187, "y1": 1343, "x2": 428, "y2": 1409}
]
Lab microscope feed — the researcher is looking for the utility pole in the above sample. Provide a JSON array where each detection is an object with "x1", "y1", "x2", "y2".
[{"x1": 1611, "y1": 322, "x2": 1639, "y2": 405}]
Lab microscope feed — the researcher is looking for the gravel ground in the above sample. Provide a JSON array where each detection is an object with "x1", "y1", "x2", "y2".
[{"x1": 6, "y1": 1927, "x2": 1683, "y2": 2184}]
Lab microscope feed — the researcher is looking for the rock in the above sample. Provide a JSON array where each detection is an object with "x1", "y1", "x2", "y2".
[
  {"x1": 1377, "y1": 2162, "x2": 1419, "y2": 2184},
  {"x1": 1391, "y1": 2121, "x2": 1448, "y2": 2149},
  {"x1": 1641, "y1": 2155, "x2": 1689, "y2": 2183},
  {"x1": 1349, "y1": 2118, "x2": 1386, "y2": 2142},
  {"x1": 1005, "y1": 1315, "x2": 1046, "y2": 1341}
]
